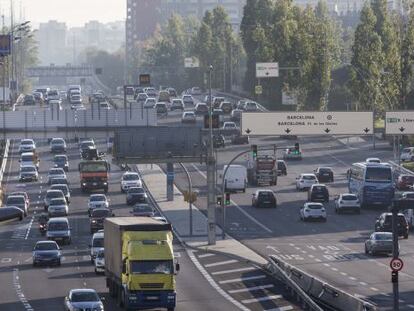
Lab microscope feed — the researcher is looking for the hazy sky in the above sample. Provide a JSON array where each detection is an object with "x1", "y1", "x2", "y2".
[{"x1": 10, "y1": 0, "x2": 125, "y2": 27}]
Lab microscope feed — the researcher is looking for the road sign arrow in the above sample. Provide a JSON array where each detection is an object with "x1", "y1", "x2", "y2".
[
  {"x1": 399, "y1": 127, "x2": 405, "y2": 132},
  {"x1": 245, "y1": 128, "x2": 251, "y2": 134},
  {"x1": 324, "y1": 128, "x2": 331, "y2": 134},
  {"x1": 285, "y1": 128, "x2": 291, "y2": 134},
  {"x1": 363, "y1": 127, "x2": 370, "y2": 134}
]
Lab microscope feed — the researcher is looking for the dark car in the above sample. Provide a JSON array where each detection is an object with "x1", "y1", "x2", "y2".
[
  {"x1": 308, "y1": 184, "x2": 329, "y2": 202},
  {"x1": 130, "y1": 204, "x2": 155, "y2": 217},
  {"x1": 375, "y1": 212, "x2": 409, "y2": 239},
  {"x1": 0, "y1": 206, "x2": 24, "y2": 222},
  {"x1": 277, "y1": 160, "x2": 287, "y2": 176},
  {"x1": 252, "y1": 190, "x2": 277, "y2": 208},
  {"x1": 314, "y1": 167, "x2": 334, "y2": 182},
  {"x1": 397, "y1": 174, "x2": 414, "y2": 190},
  {"x1": 126, "y1": 187, "x2": 148, "y2": 205},
  {"x1": 54, "y1": 154, "x2": 69, "y2": 172},
  {"x1": 50, "y1": 138, "x2": 66, "y2": 153},
  {"x1": 50, "y1": 177, "x2": 68, "y2": 186},
  {"x1": 231, "y1": 134, "x2": 249, "y2": 145},
  {"x1": 23, "y1": 94, "x2": 36, "y2": 105},
  {"x1": 213, "y1": 135, "x2": 225, "y2": 148},
  {"x1": 195, "y1": 103, "x2": 209, "y2": 116},
  {"x1": 154, "y1": 102, "x2": 168, "y2": 114},
  {"x1": 219, "y1": 101, "x2": 233, "y2": 114},
  {"x1": 32, "y1": 240, "x2": 61, "y2": 266},
  {"x1": 90, "y1": 208, "x2": 112, "y2": 234}
]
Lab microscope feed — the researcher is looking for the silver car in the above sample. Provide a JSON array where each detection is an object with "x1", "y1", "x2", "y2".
[
  {"x1": 47, "y1": 168, "x2": 66, "y2": 185},
  {"x1": 48, "y1": 198, "x2": 68, "y2": 217},
  {"x1": 88, "y1": 194, "x2": 109, "y2": 216},
  {"x1": 64, "y1": 289, "x2": 104, "y2": 311},
  {"x1": 365, "y1": 232, "x2": 395, "y2": 256}
]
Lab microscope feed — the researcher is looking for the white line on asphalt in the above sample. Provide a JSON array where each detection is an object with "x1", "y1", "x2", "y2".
[
  {"x1": 198, "y1": 253, "x2": 215, "y2": 258},
  {"x1": 331, "y1": 267, "x2": 338, "y2": 271},
  {"x1": 205, "y1": 260, "x2": 238, "y2": 268},
  {"x1": 264, "y1": 307, "x2": 294, "y2": 311},
  {"x1": 190, "y1": 163, "x2": 273, "y2": 233},
  {"x1": 228, "y1": 284, "x2": 274, "y2": 294},
  {"x1": 219, "y1": 275, "x2": 266, "y2": 285},
  {"x1": 241, "y1": 295, "x2": 282, "y2": 304},
  {"x1": 407, "y1": 304, "x2": 414, "y2": 309},
  {"x1": 359, "y1": 282, "x2": 367, "y2": 286},
  {"x1": 1, "y1": 257, "x2": 12, "y2": 263},
  {"x1": 370, "y1": 287, "x2": 379, "y2": 291},
  {"x1": 308, "y1": 255, "x2": 315, "y2": 258},
  {"x1": 13, "y1": 268, "x2": 34, "y2": 311},
  {"x1": 314, "y1": 258, "x2": 321, "y2": 262},
  {"x1": 349, "y1": 277, "x2": 357, "y2": 281},
  {"x1": 187, "y1": 250, "x2": 250, "y2": 311},
  {"x1": 212, "y1": 267, "x2": 256, "y2": 275},
  {"x1": 340, "y1": 272, "x2": 347, "y2": 276},
  {"x1": 24, "y1": 216, "x2": 34, "y2": 240},
  {"x1": 323, "y1": 263, "x2": 330, "y2": 267}
]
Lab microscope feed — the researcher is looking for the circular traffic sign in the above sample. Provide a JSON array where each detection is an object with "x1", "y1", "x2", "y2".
[{"x1": 390, "y1": 258, "x2": 404, "y2": 272}]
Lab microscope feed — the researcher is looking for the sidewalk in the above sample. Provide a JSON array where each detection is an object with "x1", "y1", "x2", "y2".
[{"x1": 137, "y1": 164, "x2": 267, "y2": 265}]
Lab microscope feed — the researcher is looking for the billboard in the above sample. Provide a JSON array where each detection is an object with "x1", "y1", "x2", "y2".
[{"x1": 385, "y1": 111, "x2": 414, "y2": 134}]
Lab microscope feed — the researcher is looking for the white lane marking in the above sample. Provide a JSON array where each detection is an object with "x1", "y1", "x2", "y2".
[
  {"x1": 359, "y1": 282, "x2": 367, "y2": 286},
  {"x1": 212, "y1": 267, "x2": 256, "y2": 276},
  {"x1": 349, "y1": 277, "x2": 357, "y2": 281},
  {"x1": 340, "y1": 272, "x2": 347, "y2": 276},
  {"x1": 228, "y1": 284, "x2": 274, "y2": 294},
  {"x1": 314, "y1": 258, "x2": 322, "y2": 262},
  {"x1": 187, "y1": 250, "x2": 250, "y2": 311},
  {"x1": 264, "y1": 307, "x2": 294, "y2": 311},
  {"x1": 323, "y1": 263, "x2": 330, "y2": 267},
  {"x1": 242, "y1": 295, "x2": 282, "y2": 304},
  {"x1": 198, "y1": 253, "x2": 215, "y2": 258},
  {"x1": 331, "y1": 267, "x2": 338, "y2": 272},
  {"x1": 205, "y1": 260, "x2": 238, "y2": 268},
  {"x1": 1, "y1": 257, "x2": 12, "y2": 263},
  {"x1": 370, "y1": 287, "x2": 379, "y2": 291},
  {"x1": 407, "y1": 304, "x2": 414, "y2": 309},
  {"x1": 24, "y1": 216, "x2": 34, "y2": 240},
  {"x1": 13, "y1": 268, "x2": 34, "y2": 311},
  {"x1": 190, "y1": 164, "x2": 273, "y2": 233},
  {"x1": 219, "y1": 275, "x2": 267, "y2": 285}
]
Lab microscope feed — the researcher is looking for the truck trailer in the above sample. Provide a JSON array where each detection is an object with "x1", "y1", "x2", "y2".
[{"x1": 104, "y1": 217, "x2": 178, "y2": 311}]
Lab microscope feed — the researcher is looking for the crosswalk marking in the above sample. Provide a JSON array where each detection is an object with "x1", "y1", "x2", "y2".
[
  {"x1": 219, "y1": 275, "x2": 266, "y2": 285},
  {"x1": 228, "y1": 284, "x2": 274, "y2": 294},
  {"x1": 205, "y1": 259, "x2": 237, "y2": 268},
  {"x1": 242, "y1": 295, "x2": 282, "y2": 304},
  {"x1": 198, "y1": 253, "x2": 215, "y2": 258},
  {"x1": 212, "y1": 267, "x2": 256, "y2": 275}
]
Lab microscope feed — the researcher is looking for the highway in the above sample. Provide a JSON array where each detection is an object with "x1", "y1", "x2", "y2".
[
  {"x1": 0, "y1": 139, "x2": 241, "y2": 311},
  {"x1": 153, "y1": 94, "x2": 414, "y2": 310}
]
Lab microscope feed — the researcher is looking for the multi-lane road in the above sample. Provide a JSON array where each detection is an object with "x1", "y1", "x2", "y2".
[
  {"x1": 155, "y1": 93, "x2": 414, "y2": 310},
  {"x1": 0, "y1": 139, "x2": 242, "y2": 311}
]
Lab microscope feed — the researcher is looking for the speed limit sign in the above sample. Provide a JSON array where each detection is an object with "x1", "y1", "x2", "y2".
[{"x1": 390, "y1": 258, "x2": 404, "y2": 272}]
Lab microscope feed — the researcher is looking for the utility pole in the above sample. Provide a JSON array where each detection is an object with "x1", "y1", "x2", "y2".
[
  {"x1": 392, "y1": 200, "x2": 400, "y2": 311},
  {"x1": 207, "y1": 65, "x2": 216, "y2": 245}
]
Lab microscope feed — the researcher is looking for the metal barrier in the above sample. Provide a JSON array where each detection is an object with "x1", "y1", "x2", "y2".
[{"x1": 267, "y1": 255, "x2": 377, "y2": 311}]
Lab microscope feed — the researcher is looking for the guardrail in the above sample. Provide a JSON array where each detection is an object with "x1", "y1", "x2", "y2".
[{"x1": 266, "y1": 255, "x2": 377, "y2": 311}]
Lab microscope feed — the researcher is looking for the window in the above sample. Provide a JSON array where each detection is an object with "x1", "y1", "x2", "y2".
[
  {"x1": 365, "y1": 167, "x2": 392, "y2": 182},
  {"x1": 130, "y1": 260, "x2": 173, "y2": 274}
]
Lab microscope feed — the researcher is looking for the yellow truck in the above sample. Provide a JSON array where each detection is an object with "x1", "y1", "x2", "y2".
[{"x1": 104, "y1": 217, "x2": 179, "y2": 311}]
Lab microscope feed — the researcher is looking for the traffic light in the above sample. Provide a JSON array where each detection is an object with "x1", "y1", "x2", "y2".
[
  {"x1": 225, "y1": 193, "x2": 231, "y2": 205},
  {"x1": 392, "y1": 271, "x2": 398, "y2": 283},
  {"x1": 251, "y1": 144, "x2": 258, "y2": 159},
  {"x1": 217, "y1": 196, "x2": 222, "y2": 206}
]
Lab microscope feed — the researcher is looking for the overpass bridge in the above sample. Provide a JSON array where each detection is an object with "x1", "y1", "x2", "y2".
[{"x1": 0, "y1": 106, "x2": 156, "y2": 139}]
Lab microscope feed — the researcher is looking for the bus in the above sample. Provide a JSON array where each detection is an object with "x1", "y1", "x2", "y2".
[{"x1": 348, "y1": 162, "x2": 394, "y2": 207}]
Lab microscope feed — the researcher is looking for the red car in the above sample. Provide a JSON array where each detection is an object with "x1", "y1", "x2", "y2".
[{"x1": 397, "y1": 174, "x2": 414, "y2": 190}]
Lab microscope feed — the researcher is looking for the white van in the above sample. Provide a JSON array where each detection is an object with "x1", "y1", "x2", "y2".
[
  {"x1": 89, "y1": 231, "x2": 104, "y2": 263},
  {"x1": 402, "y1": 209, "x2": 414, "y2": 229},
  {"x1": 222, "y1": 165, "x2": 247, "y2": 192},
  {"x1": 20, "y1": 152, "x2": 39, "y2": 170}
]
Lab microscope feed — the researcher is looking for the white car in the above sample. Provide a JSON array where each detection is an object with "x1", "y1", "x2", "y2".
[
  {"x1": 191, "y1": 87, "x2": 202, "y2": 95},
  {"x1": 47, "y1": 168, "x2": 66, "y2": 185},
  {"x1": 121, "y1": 171, "x2": 142, "y2": 192},
  {"x1": 88, "y1": 194, "x2": 109, "y2": 215},
  {"x1": 296, "y1": 173, "x2": 318, "y2": 190},
  {"x1": 244, "y1": 101, "x2": 259, "y2": 112},
  {"x1": 182, "y1": 94, "x2": 194, "y2": 107},
  {"x1": 400, "y1": 147, "x2": 414, "y2": 162},
  {"x1": 19, "y1": 139, "x2": 36, "y2": 153},
  {"x1": 94, "y1": 248, "x2": 105, "y2": 274},
  {"x1": 143, "y1": 97, "x2": 156, "y2": 108},
  {"x1": 48, "y1": 198, "x2": 69, "y2": 217},
  {"x1": 171, "y1": 99, "x2": 184, "y2": 111},
  {"x1": 222, "y1": 121, "x2": 238, "y2": 130},
  {"x1": 181, "y1": 111, "x2": 196, "y2": 123},
  {"x1": 300, "y1": 202, "x2": 327, "y2": 222},
  {"x1": 334, "y1": 193, "x2": 360, "y2": 214},
  {"x1": 64, "y1": 289, "x2": 104, "y2": 311},
  {"x1": 366, "y1": 157, "x2": 381, "y2": 163}
]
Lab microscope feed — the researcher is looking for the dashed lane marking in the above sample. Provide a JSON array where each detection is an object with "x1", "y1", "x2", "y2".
[
  {"x1": 264, "y1": 307, "x2": 294, "y2": 311},
  {"x1": 349, "y1": 277, "x2": 357, "y2": 281},
  {"x1": 359, "y1": 282, "x2": 367, "y2": 286},
  {"x1": 24, "y1": 216, "x2": 34, "y2": 240},
  {"x1": 242, "y1": 295, "x2": 282, "y2": 304},
  {"x1": 13, "y1": 268, "x2": 34, "y2": 311},
  {"x1": 370, "y1": 287, "x2": 379, "y2": 292},
  {"x1": 219, "y1": 275, "x2": 267, "y2": 285},
  {"x1": 205, "y1": 260, "x2": 238, "y2": 268},
  {"x1": 212, "y1": 267, "x2": 256, "y2": 276},
  {"x1": 228, "y1": 284, "x2": 274, "y2": 294},
  {"x1": 1, "y1": 257, "x2": 12, "y2": 263}
]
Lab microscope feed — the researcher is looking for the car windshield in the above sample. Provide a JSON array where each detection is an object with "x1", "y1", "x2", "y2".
[
  {"x1": 130, "y1": 260, "x2": 173, "y2": 274},
  {"x1": 96, "y1": 251, "x2": 104, "y2": 259},
  {"x1": 303, "y1": 175, "x2": 316, "y2": 180},
  {"x1": 402, "y1": 176, "x2": 414, "y2": 182},
  {"x1": 307, "y1": 204, "x2": 323, "y2": 209},
  {"x1": 313, "y1": 186, "x2": 326, "y2": 191},
  {"x1": 365, "y1": 167, "x2": 392, "y2": 182},
  {"x1": 21, "y1": 155, "x2": 34, "y2": 162},
  {"x1": 50, "y1": 198, "x2": 66, "y2": 205},
  {"x1": 319, "y1": 168, "x2": 331, "y2": 173},
  {"x1": 21, "y1": 141, "x2": 33, "y2": 145},
  {"x1": 21, "y1": 166, "x2": 36, "y2": 172},
  {"x1": 258, "y1": 192, "x2": 274, "y2": 199},
  {"x1": 92, "y1": 209, "x2": 110, "y2": 217},
  {"x1": 49, "y1": 169, "x2": 63, "y2": 175},
  {"x1": 374, "y1": 234, "x2": 392, "y2": 241},
  {"x1": 71, "y1": 292, "x2": 100, "y2": 302},
  {"x1": 134, "y1": 205, "x2": 153, "y2": 212},
  {"x1": 90, "y1": 195, "x2": 106, "y2": 202},
  {"x1": 342, "y1": 195, "x2": 357, "y2": 200},
  {"x1": 47, "y1": 191, "x2": 63, "y2": 199},
  {"x1": 55, "y1": 156, "x2": 67, "y2": 163},
  {"x1": 92, "y1": 237, "x2": 104, "y2": 247},
  {"x1": 52, "y1": 186, "x2": 68, "y2": 194},
  {"x1": 402, "y1": 148, "x2": 412, "y2": 153},
  {"x1": 35, "y1": 243, "x2": 58, "y2": 251},
  {"x1": 48, "y1": 222, "x2": 68, "y2": 231},
  {"x1": 123, "y1": 174, "x2": 139, "y2": 181},
  {"x1": 404, "y1": 193, "x2": 414, "y2": 199},
  {"x1": 52, "y1": 139, "x2": 64, "y2": 144},
  {"x1": 129, "y1": 188, "x2": 145, "y2": 194},
  {"x1": 7, "y1": 197, "x2": 24, "y2": 204}
]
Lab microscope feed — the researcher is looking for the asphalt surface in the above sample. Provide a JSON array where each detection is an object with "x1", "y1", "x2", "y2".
[
  {"x1": 0, "y1": 139, "x2": 241, "y2": 311},
  {"x1": 154, "y1": 93, "x2": 414, "y2": 310}
]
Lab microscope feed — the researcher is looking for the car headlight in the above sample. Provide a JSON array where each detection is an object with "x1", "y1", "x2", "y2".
[
  {"x1": 82, "y1": 182, "x2": 87, "y2": 186},
  {"x1": 92, "y1": 220, "x2": 97, "y2": 223}
]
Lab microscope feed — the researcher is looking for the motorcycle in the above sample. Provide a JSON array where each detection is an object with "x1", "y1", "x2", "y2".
[{"x1": 38, "y1": 214, "x2": 48, "y2": 235}]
